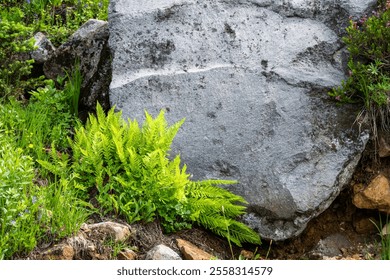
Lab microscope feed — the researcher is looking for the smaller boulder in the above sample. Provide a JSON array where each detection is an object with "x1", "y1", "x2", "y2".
[
  {"x1": 31, "y1": 32, "x2": 55, "y2": 64},
  {"x1": 308, "y1": 233, "x2": 351, "y2": 259},
  {"x1": 87, "y1": 221, "x2": 133, "y2": 242},
  {"x1": 353, "y1": 174, "x2": 390, "y2": 214},
  {"x1": 43, "y1": 19, "x2": 111, "y2": 120}
]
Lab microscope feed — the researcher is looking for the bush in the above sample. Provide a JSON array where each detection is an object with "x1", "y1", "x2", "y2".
[
  {"x1": 0, "y1": 18, "x2": 36, "y2": 99},
  {"x1": 329, "y1": 5, "x2": 390, "y2": 137},
  {"x1": 0, "y1": 140, "x2": 41, "y2": 259}
]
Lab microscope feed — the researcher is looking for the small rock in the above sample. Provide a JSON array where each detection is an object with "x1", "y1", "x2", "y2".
[
  {"x1": 41, "y1": 244, "x2": 74, "y2": 260},
  {"x1": 117, "y1": 248, "x2": 137, "y2": 260},
  {"x1": 308, "y1": 233, "x2": 351, "y2": 259},
  {"x1": 382, "y1": 223, "x2": 390, "y2": 236},
  {"x1": 239, "y1": 249, "x2": 254, "y2": 260},
  {"x1": 67, "y1": 233, "x2": 96, "y2": 257},
  {"x1": 87, "y1": 221, "x2": 133, "y2": 242},
  {"x1": 353, "y1": 174, "x2": 390, "y2": 214},
  {"x1": 43, "y1": 19, "x2": 111, "y2": 120},
  {"x1": 145, "y1": 244, "x2": 181, "y2": 260},
  {"x1": 176, "y1": 239, "x2": 214, "y2": 260},
  {"x1": 31, "y1": 32, "x2": 55, "y2": 64}
]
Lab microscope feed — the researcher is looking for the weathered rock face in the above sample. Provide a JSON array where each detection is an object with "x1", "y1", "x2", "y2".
[
  {"x1": 44, "y1": 19, "x2": 111, "y2": 120},
  {"x1": 108, "y1": 0, "x2": 372, "y2": 240}
]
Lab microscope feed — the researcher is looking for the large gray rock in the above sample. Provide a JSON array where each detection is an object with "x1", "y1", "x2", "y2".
[{"x1": 108, "y1": 0, "x2": 372, "y2": 240}]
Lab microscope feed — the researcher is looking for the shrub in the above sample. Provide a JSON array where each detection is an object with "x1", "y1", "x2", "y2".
[
  {"x1": 0, "y1": 18, "x2": 36, "y2": 99},
  {"x1": 329, "y1": 5, "x2": 390, "y2": 138},
  {"x1": 0, "y1": 140, "x2": 41, "y2": 259}
]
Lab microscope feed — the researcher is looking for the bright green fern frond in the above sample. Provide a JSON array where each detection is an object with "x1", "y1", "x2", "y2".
[
  {"x1": 186, "y1": 180, "x2": 244, "y2": 203},
  {"x1": 196, "y1": 214, "x2": 260, "y2": 247},
  {"x1": 187, "y1": 197, "x2": 246, "y2": 218},
  {"x1": 226, "y1": 219, "x2": 261, "y2": 246}
]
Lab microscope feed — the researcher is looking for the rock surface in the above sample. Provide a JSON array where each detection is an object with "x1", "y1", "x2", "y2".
[
  {"x1": 145, "y1": 244, "x2": 182, "y2": 260},
  {"x1": 176, "y1": 238, "x2": 214, "y2": 260},
  {"x1": 86, "y1": 221, "x2": 133, "y2": 242},
  {"x1": 31, "y1": 32, "x2": 55, "y2": 64},
  {"x1": 44, "y1": 19, "x2": 111, "y2": 120},
  {"x1": 308, "y1": 233, "x2": 352, "y2": 259},
  {"x1": 353, "y1": 174, "x2": 390, "y2": 214},
  {"x1": 117, "y1": 248, "x2": 138, "y2": 260},
  {"x1": 108, "y1": 0, "x2": 371, "y2": 240}
]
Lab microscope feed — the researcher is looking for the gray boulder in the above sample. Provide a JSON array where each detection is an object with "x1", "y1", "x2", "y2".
[
  {"x1": 108, "y1": 0, "x2": 372, "y2": 240},
  {"x1": 44, "y1": 19, "x2": 111, "y2": 121}
]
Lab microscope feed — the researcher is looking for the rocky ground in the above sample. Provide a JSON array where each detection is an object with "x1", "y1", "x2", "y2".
[{"x1": 19, "y1": 140, "x2": 389, "y2": 260}]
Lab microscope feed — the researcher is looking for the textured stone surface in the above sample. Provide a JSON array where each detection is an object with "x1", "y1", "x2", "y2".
[
  {"x1": 108, "y1": 0, "x2": 371, "y2": 240},
  {"x1": 87, "y1": 221, "x2": 133, "y2": 242},
  {"x1": 40, "y1": 244, "x2": 75, "y2": 260},
  {"x1": 117, "y1": 248, "x2": 137, "y2": 260},
  {"x1": 44, "y1": 19, "x2": 111, "y2": 120},
  {"x1": 145, "y1": 244, "x2": 182, "y2": 260},
  {"x1": 308, "y1": 233, "x2": 352, "y2": 259},
  {"x1": 353, "y1": 175, "x2": 390, "y2": 214},
  {"x1": 176, "y1": 238, "x2": 214, "y2": 260},
  {"x1": 31, "y1": 32, "x2": 55, "y2": 64}
]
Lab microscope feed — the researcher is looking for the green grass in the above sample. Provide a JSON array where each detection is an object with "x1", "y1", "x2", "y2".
[{"x1": 373, "y1": 215, "x2": 390, "y2": 260}]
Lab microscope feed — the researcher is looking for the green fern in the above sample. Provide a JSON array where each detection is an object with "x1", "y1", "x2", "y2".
[
  {"x1": 38, "y1": 103, "x2": 261, "y2": 246},
  {"x1": 186, "y1": 181, "x2": 261, "y2": 246}
]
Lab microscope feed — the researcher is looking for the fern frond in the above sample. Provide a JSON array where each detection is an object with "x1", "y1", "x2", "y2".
[
  {"x1": 186, "y1": 180, "x2": 244, "y2": 204},
  {"x1": 196, "y1": 214, "x2": 260, "y2": 247},
  {"x1": 226, "y1": 220, "x2": 262, "y2": 246},
  {"x1": 187, "y1": 197, "x2": 246, "y2": 218}
]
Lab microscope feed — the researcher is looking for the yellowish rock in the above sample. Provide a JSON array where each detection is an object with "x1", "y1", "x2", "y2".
[
  {"x1": 353, "y1": 174, "x2": 390, "y2": 214},
  {"x1": 41, "y1": 244, "x2": 74, "y2": 260},
  {"x1": 117, "y1": 248, "x2": 137, "y2": 260},
  {"x1": 176, "y1": 239, "x2": 214, "y2": 260}
]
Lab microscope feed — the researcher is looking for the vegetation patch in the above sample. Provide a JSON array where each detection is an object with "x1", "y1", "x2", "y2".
[{"x1": 329, "y1": 2, "x2": 390, "y2": 140}]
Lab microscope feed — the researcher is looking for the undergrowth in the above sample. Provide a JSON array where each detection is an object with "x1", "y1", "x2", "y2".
[
  {"x1": 329, "y1": 2, "x2": 390, "y2": 141},
  {"x1": 39, "y1": 104, "x2": 261, "y2": 247}
]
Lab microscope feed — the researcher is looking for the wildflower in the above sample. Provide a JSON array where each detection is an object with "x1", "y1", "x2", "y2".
[
  {"x1": 28, "y1": 143, "x2": 34, "y2": 149},
  {"x1": 335, "y1": 95, "x2": 341, "y2": 101}
]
